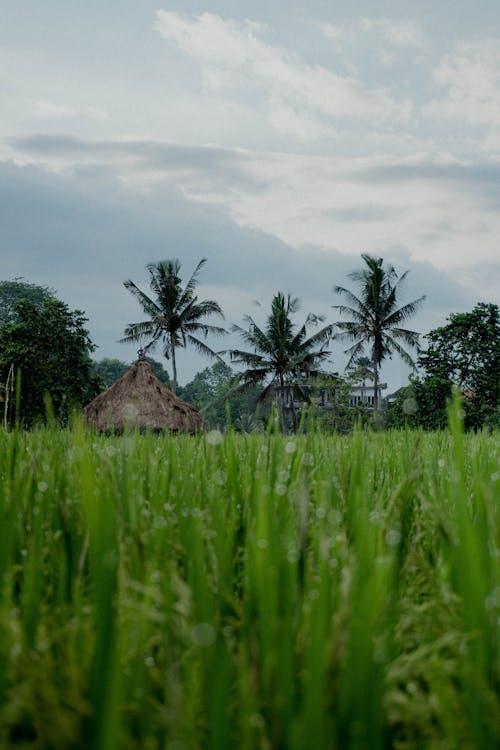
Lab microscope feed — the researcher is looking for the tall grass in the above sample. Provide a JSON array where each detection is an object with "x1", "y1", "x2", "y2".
[{"x1": 0, "y1": 405, "x2": 498, "y2": 748}]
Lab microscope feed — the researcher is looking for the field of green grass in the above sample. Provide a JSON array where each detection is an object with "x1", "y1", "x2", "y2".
[{"x1": 0, "y1": 403, "x2": 498, "y2": 749}]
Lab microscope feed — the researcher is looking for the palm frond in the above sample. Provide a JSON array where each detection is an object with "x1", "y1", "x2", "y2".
[
  {"x1": 299, "y1": 323, "x2": 335, "y2": 350},
  {"x1": 305, "y1": 312, "x2": 326, "y2": 326},
  {"x1": 183, "y1": 320, "x2": 227, "y2": 337},
  {"x1": 230, "y1": 367, "x2": 273, "y2": 388},
  {"x1": 333, "y1": 301, "x2": 371, "y2": 325},
  {"x1": 383, "y1": 296, "x2": 426, "y2": 327},
  {"x1": 119, "y1": 320, "x2": 157, "y2": 343},
  {"x1": 388, "y1": 327, "x2": 422, "y2": 350},
  {"x1": 186, "y1": 334, "x2": 224, "y2": 361},
  {"x1": 228, "y1": 349, "x2": 270, "y2": 369},
  {"x1": 123, "y1": 280, "x2": 161, "y2": 317},
  {"x1": 384, "y1": 334, "x2": 419, "y2": 370},
  {"x1": 290, "y1": 321, "x2": 308, "y2": 350},
  {"x1": 239, "y1": 319, "x2": 275, "y2": 356},
  {"x1": 180, "y1": 297, "x2": 225, "y2": 325},
  {"x1": 343, "y1": 339, "x2": 368, "y2": 369},
  {"x1": 177, "y1": 258, "x2": 207, "y2": 310},
  {"x1": 392, "y1": 268, "x2": 410, "y2": 292},
  {"x1": 334, "y1": 322, "x2": 369, "y2": 344},
  {"x1": 190, "y1": 298, "x2": 225, "y2": 319}
]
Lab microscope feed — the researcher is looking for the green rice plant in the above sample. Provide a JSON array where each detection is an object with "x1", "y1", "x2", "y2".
[
  {"x1": 438, "y1": 397, "x2": 500, "y2": 747},
  {"x1": 0, "y1": 416, "x2": 498, "y2": 749}
]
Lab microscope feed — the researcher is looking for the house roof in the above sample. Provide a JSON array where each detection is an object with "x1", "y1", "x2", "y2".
[{"x1": 84, "y1": 359, "x2": 203, "y2": 433}]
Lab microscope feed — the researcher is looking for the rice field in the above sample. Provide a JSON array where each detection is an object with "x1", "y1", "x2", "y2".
[{"x1": 0, "y1": 402, "x2": 498, "y2": 749}]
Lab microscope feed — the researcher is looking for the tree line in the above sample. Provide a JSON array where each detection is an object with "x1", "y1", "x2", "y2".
[
  {"x1": 119, "y1": 254, "x2": 425, "y2": 431},
  {"x1": 0, "y1": 258, "x2": 499, "y2": 431}
]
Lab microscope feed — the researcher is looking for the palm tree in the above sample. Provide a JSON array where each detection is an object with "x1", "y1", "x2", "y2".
[
  {"x1": 347, "y1": 355, "x2": 374, "y2": 382},
  {"x1": 228, "y1": 292, "x2": 334, "y2": 432},
  {"x1": 121, "y1": 259, "x2": 226, "y2": 393},
  {"x1": 333, "y1": 254, "x2": 425, "y2": 410}
]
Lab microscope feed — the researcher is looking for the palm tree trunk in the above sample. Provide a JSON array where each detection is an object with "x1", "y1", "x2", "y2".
[
  {"x1": 279, "y1": 373, "x2": 287, "y2": 433},
  {"x1": 289, "y1": 384, "x2": 299, "y2": 433},
  {"x1": 373, "y1": 334, "x2": 383, "y2": 413},
  {"x1": 171, "y1": 342, "x2": 178, "y2": 394}
]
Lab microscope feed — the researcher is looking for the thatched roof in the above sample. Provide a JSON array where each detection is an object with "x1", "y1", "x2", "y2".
[{"x1": 84, "y1": 359, "x2": 203, "y2": 433}]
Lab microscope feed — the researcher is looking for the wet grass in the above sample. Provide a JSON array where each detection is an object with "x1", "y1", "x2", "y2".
[{"x1": 0, "y1": 403, "x2": 498, "y2": 749}]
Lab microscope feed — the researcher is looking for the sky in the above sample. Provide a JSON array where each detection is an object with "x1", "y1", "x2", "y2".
[{"x1": 1, "y1": 1, "x2": 500, "y2": 390}]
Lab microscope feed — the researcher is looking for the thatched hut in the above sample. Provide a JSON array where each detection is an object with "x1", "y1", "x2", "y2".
[{"x1": 84, "y1": 356, "x2": 202, "y2": 433}]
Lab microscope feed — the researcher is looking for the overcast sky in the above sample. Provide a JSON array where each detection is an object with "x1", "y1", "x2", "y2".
[{"x1": 1, "y1": 1, "x2": 499, "y2": 389}]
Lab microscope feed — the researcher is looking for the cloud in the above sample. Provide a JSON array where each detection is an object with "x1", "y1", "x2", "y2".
[
  {"x1": 148, "y1": 146, "x2": 499, "y2": 274},
  {"x1": 361, "y1": 157, "x2": 500, "y2": 186},
  {"x1": 268, "y1": 99, "x2": 328, "y2": 140},
  {"x1": 0, "y1": 155, "x2": 489, "y2": 389},
  {"x1": 461, "y1": 260, "x2": 500, "y2": 303},
  {"x1": 316, "y1": 16, "x2": 427, "y2": 66},
  {"x1": 34, "y1": 99, "x2": 110, "y2": 122},
  {"x1": 316, "y1": 22, "x2": 345, "y2": 44},
  {"x1": 317, "y1": 17, "x2": 426, "y2": 50},
  {"x1": 7, "y1": 133, "x2": 262, "y2": 194},
  {"x1": 7, "y1": 134, "x2": 500, "y2": 279},
  {"x1": 35, "y1": 100, "x2": 77, "y2": 118},
  {"x1": 154, "y1": 10, "x2": 411, "y2": 139},
  {"x1": 325, "y1": 204, "x2": 396, "y2": 222},
  {"x1": 359, "y1": 17, "x2": 426, "y2": 49},
  {"x1": 10, "y1": 133, "x2": 236, "y2": 167},
  {"x1": 424, "y1": 39, "x2": 500, "y2": 130}
]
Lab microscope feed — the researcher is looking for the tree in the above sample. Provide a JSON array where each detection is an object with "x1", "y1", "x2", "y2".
[
  {"x1": 385, "y1": 383, "x2": 420, "y2": 429},
  {"x1": 333, "y1": 255, "x2": 426, "y2": 410},
  {"x1": 0, "y1": 278, "x2": 56, "y2": 325},
  {"x1": 179, "y1": 361, "x2": 261, "y2": 430},
  {"x1": 228, "y1": 292, "x2": 334, "y2": 432},
  {"x1": 121, "y1": 259, "x2": 226, "y2": 393},
  {"x1": 144, "y1": 357, "x2": 172, "y2": 387},
  {"x1": 92, "y1": 356, "x2": 171, "y2": 389},
  {"x1": 91, "y1": 358, "x2": 129, "y2": 389},
  {"x1": 305, "y1": 371, "x2": 360, "y2": 434},
  {"x1": 415, "y1": 302, "x2": 500, "y2": 430},
  {"x1": 0, "y1": 297, "x2": 99, "y2": 426},
  {"x1": 346, "y1": 355, "x2": 374, "y2": 383}
]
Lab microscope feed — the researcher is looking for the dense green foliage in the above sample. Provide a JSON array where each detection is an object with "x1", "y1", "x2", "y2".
[
  {"x1": 333, "y1": 255, "x2": 425, "y2": 410},
  {"x1": 178, "y1": 360, "x2": 262, "y2": 431},
  {"x1": 91, "y1": 358, "x2": 129, "y2": 389},
  {"x1": 92, "y1": 357, "x2": 171, "y2": 390},
  {"x1": 0, "y1": 279, "x2": 56, "y2": 325},
  {"x1": 416, "y1": 303, "x2": 500, "y2": 430},
  {"x1": 0, "y1": 409, "x2": 498, "y2": 749},
  {"x1": 0, "y1": 298, "x2": 99, "y2": 426},
  {"x1": 121, "y1": 259, "x2": 226, "y2": 393},
  {"x1": 388, "y1": 303, "x2": 500, "y2": 430}
]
